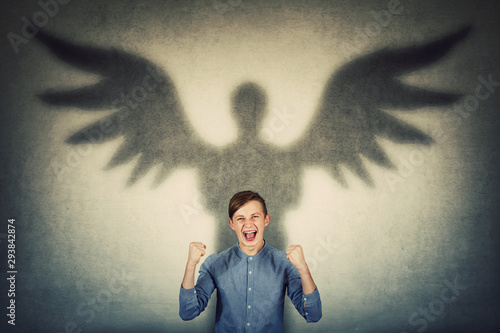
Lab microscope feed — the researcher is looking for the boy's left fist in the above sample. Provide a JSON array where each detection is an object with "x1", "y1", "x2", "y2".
[{"x1": 286, "y1": 245, "x2": 309, "y2": 273}]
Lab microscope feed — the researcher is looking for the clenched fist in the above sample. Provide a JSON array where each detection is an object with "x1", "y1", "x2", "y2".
[
  {"x1": 187, "y1": 242, "x2": 206, "y2": 268},
  {"x1": 286, "y1": 245, "x2": 309, "y2": 273}
]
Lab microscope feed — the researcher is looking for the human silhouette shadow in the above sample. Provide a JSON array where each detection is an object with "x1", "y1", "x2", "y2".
[{"x1": 198, "y1": 82, "x2": 300, "y2": 251}]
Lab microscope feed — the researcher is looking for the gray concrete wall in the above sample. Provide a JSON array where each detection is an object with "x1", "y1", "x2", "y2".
[{"x1": 1, "y1": 0, "x2": 499, "y2": 332}]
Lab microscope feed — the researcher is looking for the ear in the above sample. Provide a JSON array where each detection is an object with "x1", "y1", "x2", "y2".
[
  {"x1": 264, "y1": 214, "x2": 270, "y2": 227},
  {"x1": 229, "y1": 218, "x2": 236, "y2": 231}
]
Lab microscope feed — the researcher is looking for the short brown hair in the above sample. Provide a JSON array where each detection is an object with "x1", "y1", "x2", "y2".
[{"x1": 228, "y1": 191, "x2": 268, "y2": 220}]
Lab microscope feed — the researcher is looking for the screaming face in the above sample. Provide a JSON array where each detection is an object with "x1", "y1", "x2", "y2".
[{"x1": 229, "y1": 200, "x2": 270, "y2": 255}]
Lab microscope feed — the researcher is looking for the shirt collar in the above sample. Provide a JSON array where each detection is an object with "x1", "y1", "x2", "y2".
[{"x1": 233, "y1": 240, "x2": 269, "y2": 260}]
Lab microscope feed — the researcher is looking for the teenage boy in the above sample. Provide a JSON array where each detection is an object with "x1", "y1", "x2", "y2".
[{"x1": 179, "y1": 190, "x2": 322, "y2": 332}]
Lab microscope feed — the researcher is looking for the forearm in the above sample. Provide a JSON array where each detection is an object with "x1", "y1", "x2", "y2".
[
  {"x1": 298, "y1": 267, "x2": 316, "y2": 295},
  {"x1": 182, "y1": 263, "x2": 197, "y2": 289}
]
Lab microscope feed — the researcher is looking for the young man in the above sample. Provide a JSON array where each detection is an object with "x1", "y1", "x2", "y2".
[{"x1": 179, "y1": 191, "x2": 322, "y2": 332}]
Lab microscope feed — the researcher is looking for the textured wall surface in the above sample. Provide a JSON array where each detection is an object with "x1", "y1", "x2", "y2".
[{"x1": 1, "y1": 1, "x2": 499, "y2": 332}]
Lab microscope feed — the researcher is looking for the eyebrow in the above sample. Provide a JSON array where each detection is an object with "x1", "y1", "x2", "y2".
[{"x1": 234, "y1": 212, "x2": 261, "y2": 218}]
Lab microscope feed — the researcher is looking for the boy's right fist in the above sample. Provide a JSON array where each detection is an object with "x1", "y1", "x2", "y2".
[{"x1": 187, "y1": 242, "x2": 206, "y2": 267}]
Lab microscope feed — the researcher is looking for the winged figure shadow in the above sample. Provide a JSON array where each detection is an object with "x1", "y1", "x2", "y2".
[{"x1": 35, "y1": 26, "x2": 471, "y2": 251}]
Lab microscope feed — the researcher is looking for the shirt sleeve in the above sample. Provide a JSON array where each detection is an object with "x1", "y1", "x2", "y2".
[
  {"x1": 286, "y1": 267, "x2": 322, "y2": 323},
  {"x1": 178, "y1": 257, "x2": 216, "y2": 321}
]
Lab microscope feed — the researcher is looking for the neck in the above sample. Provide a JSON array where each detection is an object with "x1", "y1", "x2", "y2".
[
  {"x1": 239, "y1": 239, "x2": 265, "y2": 256},
  {"x1": 238, "y1": 129, "x2": 259, "y2": 141}
]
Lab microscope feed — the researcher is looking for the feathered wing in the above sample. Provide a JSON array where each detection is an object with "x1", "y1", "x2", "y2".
[
  {"x1": 293, "y1": 26, "x2": 471, "y2": 187},
  {"x1": 35, "y1": 30, "x2": 213, "y2": 186}
]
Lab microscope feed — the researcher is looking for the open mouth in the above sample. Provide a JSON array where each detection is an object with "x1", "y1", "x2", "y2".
[{"x1": 243, "y1": 231, "x2": 257, "y2": 242}]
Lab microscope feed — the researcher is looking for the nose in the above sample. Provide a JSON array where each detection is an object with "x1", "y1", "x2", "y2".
[{"x1": 243, "y1": 219, "x2": 254, "y2": 227}]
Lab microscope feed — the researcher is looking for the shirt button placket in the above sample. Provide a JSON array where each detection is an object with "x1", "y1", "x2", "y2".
[{"x1": 246, "y1": 256, "x2": 254, "y2": 331}]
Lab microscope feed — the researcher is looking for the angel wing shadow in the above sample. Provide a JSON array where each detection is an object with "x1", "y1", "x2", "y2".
[
  {"x1": 295, "y1": 26, "x2": 471, "y2": 187},
  {"x1": 35, "y1": 26, "x2": 471, "y2": 251},
  {"x1": 35, "y1": 30, "x2": 210, "y2": 184}
]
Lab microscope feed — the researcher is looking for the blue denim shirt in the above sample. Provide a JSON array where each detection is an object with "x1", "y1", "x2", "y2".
[{"x1": 179, "y1": 241, "x2": 322, "y2": 332}]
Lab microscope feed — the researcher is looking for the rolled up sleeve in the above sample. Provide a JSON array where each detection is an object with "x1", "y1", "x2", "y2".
[
  {"x1": 179, "y1": 259, "x2": 216, "y2": 321},
  {"x1": 301, "y1": 288, "x2": 322, "y2": 322},
  {"x1": 287, "y1": 268, "x2": 322, "y2": 323}
]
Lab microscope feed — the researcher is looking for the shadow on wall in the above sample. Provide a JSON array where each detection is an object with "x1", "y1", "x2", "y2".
[{"x1": 34, "y1": 25, "x2": 471, "y2": 251}]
